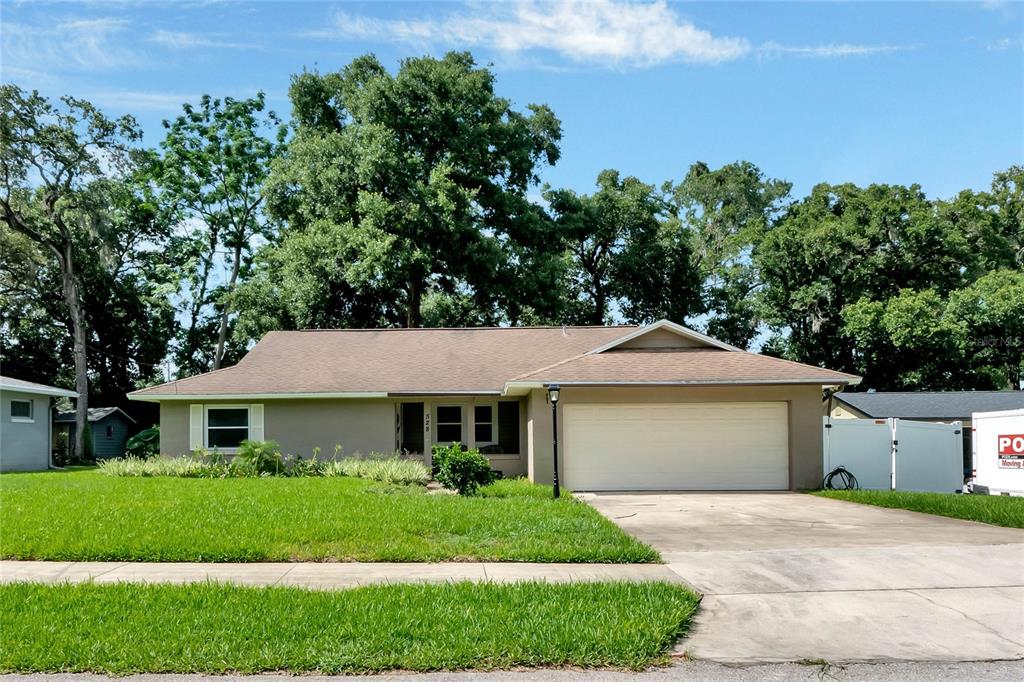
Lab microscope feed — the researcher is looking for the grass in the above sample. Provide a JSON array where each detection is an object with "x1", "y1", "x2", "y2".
[
  {"x1": 0, "y1": 469, "x2": 657, "y2": 562},
  {"x1": 0, "y1": 581, "x2": 699, "y2": 674},
  {"x1": 812, "y1": 489, "x2": 1024, "y2": 528}
]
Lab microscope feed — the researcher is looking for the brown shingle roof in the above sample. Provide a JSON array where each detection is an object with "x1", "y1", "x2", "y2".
[
  {"x1": 130, "y1": 324, "x2": 858, "y2": 398},
  {"x1": 510, "y1": 348, "x2": 859, "y2": 385},
  {"x1": 131, "y1": 326, "x2": 633, "y2": 397}
]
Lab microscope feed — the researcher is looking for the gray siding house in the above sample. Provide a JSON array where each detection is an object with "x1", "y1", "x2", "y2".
[
  {"x1": 0, "y1": 376, "x2": 77, "y2": 472},
  {"x1": 54, "y1": 407, "x2": 137, "y2": 459}
]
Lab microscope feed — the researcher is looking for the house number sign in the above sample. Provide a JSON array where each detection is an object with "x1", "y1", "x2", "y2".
[{"x1": 424, "y1": 412, "x2": 431, "y2": 434}]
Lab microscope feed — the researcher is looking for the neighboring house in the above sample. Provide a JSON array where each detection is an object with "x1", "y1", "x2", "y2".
[
  {"x1": 129, "y1": 320, "x2": 859, "y2": 491},
  {"x1": 827, "y1": 390, "x2": 1024, "y2": 471},
  {"x1": 0, "y1": 376, "x2": 78, "y2": 472},
  {"x1": 54, "y1": 407, "x2": 137, "y2": 459}
]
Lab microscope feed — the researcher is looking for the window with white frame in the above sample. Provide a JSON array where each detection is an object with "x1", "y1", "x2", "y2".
[
  {"x1": 474, "y1": 404, "x2": 494, "y2": 444},
  {"x1": 10, "y1": 399, "x2": 33, "y2": 422},
  {"x1": 435, "y1": 405, "x2": 462, "y2": 443},
  {"x1": 205, "y1": 406, "x2": 249, "y2": 449}
]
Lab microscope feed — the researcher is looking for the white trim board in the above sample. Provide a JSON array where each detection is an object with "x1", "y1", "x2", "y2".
[{"x1": 130, "y1": 392, "x2": 390, "y2": 402}]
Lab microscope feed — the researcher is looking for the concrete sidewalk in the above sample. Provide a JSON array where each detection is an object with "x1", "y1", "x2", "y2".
[{"x1": 0, "y1": 560, "x2": 681, "y2": 589}]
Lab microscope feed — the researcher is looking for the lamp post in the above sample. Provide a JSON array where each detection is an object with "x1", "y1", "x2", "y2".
[{"x1": 548, "y1": 384, "x2": 561, "y2": 499}]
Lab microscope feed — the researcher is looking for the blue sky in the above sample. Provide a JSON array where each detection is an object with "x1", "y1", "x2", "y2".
[{"x1": 2, "y1": 0, "x2": 1022, "y2": 199}]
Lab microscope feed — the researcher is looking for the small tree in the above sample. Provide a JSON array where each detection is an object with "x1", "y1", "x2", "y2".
[
  {"x1": 155, "y1": 93, "x2": 283, "y2": 372},
  {"x1": 0, "y1": 85, "x2": 142, "y2": 458}
]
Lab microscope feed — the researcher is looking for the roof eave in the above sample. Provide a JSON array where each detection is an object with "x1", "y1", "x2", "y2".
[
  {"x1": 129, "y1": 391, "x2": 391, "y2": 402},
  {"x1": 504, "y1": 378, "x2": 859, "y2": 391},
  {"x1": 0, "y1": 384, "x2": 78, "y2": 399}
]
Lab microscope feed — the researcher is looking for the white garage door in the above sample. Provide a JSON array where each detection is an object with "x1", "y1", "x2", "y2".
[{"x1": 563, "y1": 402, "x2": 789, "y2": 491}]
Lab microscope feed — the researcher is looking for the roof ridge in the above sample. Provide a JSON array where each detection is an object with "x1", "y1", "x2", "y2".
[
  {"x1": 280, "y1": 325, "x2": 638, "y2": 333},
  {"x1": 508, "y1": 350, "x2": 593, "y2": 382},
  {"x1": 604, "y1": 347, "x2": 728, "y2": 353}
]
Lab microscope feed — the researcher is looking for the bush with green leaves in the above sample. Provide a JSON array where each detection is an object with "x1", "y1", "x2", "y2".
[
  {"x1": 431, "y1": 443, "x2": 452, "y2": 476},
  {"x1": 322, "y1": 455, "x2": 429, "y2": 486},
  {"x1": 98, "y1": 444, "x2": 429, "y2": 486},
  {"x1": 231, "y1": 440, "x2": 285, "y2": 476},
  {"x1": 434, "y1": 444, "x2": 495, "y2": 495},
  {"x1": 125, "y1": 426, "x2": 159, "y2": 459},
  {"x1": 98, "y1": 456, "x2": 225, "y2": 478},
  {"x1": 52, "y1": 431, "x2": 70, "y2": 466}
]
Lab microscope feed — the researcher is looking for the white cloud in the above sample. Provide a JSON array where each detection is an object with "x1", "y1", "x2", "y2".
[
  {"x1": 87, "y1": 90, "x2": 197, "y2": 112},
  {"x1": 1, "y1": 16, "x2": 144, "y2": 74},
  {"x1": 150, "y1": 29, "x2": 252, "y2": 50},
  {"x1": 759, "y1": 42, "x2": 913, "y2": 58},
  {"x1": 308, "y1": 0, "x2": 751, "y2": 67},
  {"x1": 987, "y1": 37, "x2": 1022, "y2": 51}
]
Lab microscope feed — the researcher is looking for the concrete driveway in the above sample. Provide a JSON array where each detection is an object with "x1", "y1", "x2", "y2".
[{"x1": 584, "y1": 492, "x2": 1024, "y2": 664}]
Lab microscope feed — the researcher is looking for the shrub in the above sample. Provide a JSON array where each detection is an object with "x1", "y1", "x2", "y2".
[
  {"x1": 52, "y1": 431, "x2": 70, "y2": 466},
  {"x1": 125, "y1": 426, "x2": 160, "y2": 459},
  {"x1": 231, "y1": 440, "x2": 284, "y2": 476},
  {"x1": 431, "y1": 443, "x2": 452, "y2": 476},
  {"x1": 322, "y1": 455, "x2": 429, "y2": 486},
  {"x1": 98, "y1": 456, "x2": 226, "y2": 478},
  {"x1": 288, "y1": 447, "x2": 324, "y2": 478},
  {"x1": 435, "y1": 444, "x2": 495, "y2": 495},
  {"x1": 96, "y1": 444, "x2": 429, "y2": 486}
]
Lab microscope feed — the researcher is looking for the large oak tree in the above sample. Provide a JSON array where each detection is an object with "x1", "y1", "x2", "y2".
[
  {"x1": 0, "y1": 86, "x2": 142, "y2": 457},
  {"x1": 241, "y1": 52, "x2": 562, "y2": 335}
]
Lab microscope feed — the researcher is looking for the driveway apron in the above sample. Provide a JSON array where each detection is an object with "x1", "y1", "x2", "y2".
[{"x1": 584, "y1": 491, "x2": 1024, "y2": 664}]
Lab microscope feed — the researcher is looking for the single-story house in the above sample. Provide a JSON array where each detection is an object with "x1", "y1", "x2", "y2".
[
  {"x1": 129, "y1": 320, "x2": 859, "y2": 491},
  {"x1": 54, "y1": 407, "x2": 137, "y2": 459},
  {"x1": 0, "y1": 376, "x2": 78, "y2": 472},
  {"x1": 827, "y1": 390, "x2": 1024, "y2": 471}
]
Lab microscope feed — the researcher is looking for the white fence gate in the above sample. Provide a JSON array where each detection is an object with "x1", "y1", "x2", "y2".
[
  {"x1": 823, "y1": 418, "x2": 892, "y2": 489},
  {"x1": 823, "y1": 417, "x2": 963, "y2": 493}
]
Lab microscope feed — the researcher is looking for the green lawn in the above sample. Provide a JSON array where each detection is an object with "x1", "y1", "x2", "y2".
[
  {"x1": 0, "y1": 469, "x2": 656, "y2": 562},
  {"x1": 813, "y1": 489, "x2": 1024, "y2": 528},
  {"x1": 0, "y1": 581, "x2": 698, "y2": 673}
]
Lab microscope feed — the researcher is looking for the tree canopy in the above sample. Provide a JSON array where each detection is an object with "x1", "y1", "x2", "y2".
[
  {"x1": 241, "y1": 52, "x2": 563, "y2": 336},
  {"x1": 1, "y1": 54, "x2": 1020, "y2": 422}
]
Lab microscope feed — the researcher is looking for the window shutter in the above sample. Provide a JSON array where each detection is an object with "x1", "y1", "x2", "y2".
[
  {"x1": 189, "y1": 404, "x2": 204, "y2": 450},
  {"x1": 249, "y1": 404, "x2": 264, "y2": 441}
]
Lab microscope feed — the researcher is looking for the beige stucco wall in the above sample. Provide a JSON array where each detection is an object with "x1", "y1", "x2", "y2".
[
  {"x1": 159, "y1": 401, "x2": 190, "y2": 457},
  {"x1": 158, "y1": 397, "x2": 527, "y2": 476},
  {"x1": 618, "y1": 327, "x2": 704, "y2": 349},
  {"x1": 828, "y1": 403, "x2": 868, "y2": 419},
  {"x1": 526, "y1": 384, "x2": 826, "y2": 491}
]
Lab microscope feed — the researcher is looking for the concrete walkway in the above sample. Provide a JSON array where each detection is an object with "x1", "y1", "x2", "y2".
[
  {"x1": 0, "y1": 560, "x2": 680, "y2": 589},
  {"x1": 3, "y1": 660, "x2": 1023, "y2": 681},
  {"x1": 584, "y1": 492, "x2": 1024, "y2": 664}
]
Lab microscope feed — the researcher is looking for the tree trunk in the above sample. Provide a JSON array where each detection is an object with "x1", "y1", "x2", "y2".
[
  {"x1": 213, "y1": 242, "x2": 243, "y2": 370},
  {"x1": 406, "y1": 277, "x2": 422, "y2": 328},
  {"x1": 59, "y1": 242, "x2": 89, "y2": 462},
  {"x1": 182, "y1": 231, "x2": 218, "y2": 374},
  {"x1": 591, "y1": 271, "x2": 606, "y2": 325}
]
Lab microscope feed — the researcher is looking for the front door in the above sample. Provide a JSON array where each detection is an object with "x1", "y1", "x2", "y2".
[{"x1": 399, "y1": 402, "x2": 425, "y2": 454}]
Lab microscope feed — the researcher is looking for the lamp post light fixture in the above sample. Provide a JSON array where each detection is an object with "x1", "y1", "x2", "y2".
[{"x1": 548, "y1": 384, "x2": 561, "y2": 499}]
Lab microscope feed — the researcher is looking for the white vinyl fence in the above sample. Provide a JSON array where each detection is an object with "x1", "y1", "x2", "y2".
[{"x1": 823, "y1": 417, "x2": 963, "y2": 493}]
